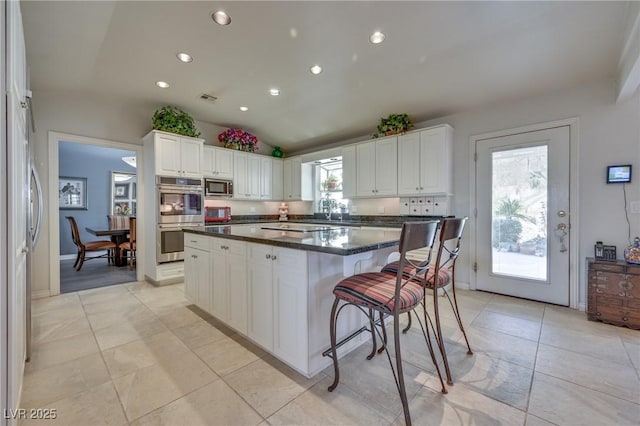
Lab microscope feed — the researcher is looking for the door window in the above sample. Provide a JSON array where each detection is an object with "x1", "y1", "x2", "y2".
[{"x1": 491, "y1": 145, "x2": 548, "y2": 281}]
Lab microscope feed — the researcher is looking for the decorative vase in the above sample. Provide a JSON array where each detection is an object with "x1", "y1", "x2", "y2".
[
  {"x1": 271, "y1": 146, "x2": 284, "y2": 158},
  {"x1": 624, "y1": 237, "x2": 640, "y2": 264}
]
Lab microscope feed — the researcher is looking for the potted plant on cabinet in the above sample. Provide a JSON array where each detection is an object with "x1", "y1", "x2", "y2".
[
  {"x1": 373, "y1": 113, "x2": 413, "y2": 138},
  {"x1": 218, "y1": 128, "x2": 259, "y2": 152},
  {"x1": 152, "y1": 105, "x2": 201, "y2": 137}
]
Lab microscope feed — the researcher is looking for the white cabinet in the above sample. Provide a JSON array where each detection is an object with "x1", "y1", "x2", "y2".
[
  {"x1": 247, "y1": 244, "x2": 275, "y2": 350},
  {"x1": 283, "y1": 156, "x2": 312, "y2": 200},
  {"x1": 247, "y1": 243, "x2": 308, "y2": 371},
  {"x1": 356, "y1": 136, "x2": 398, "y2": 197},
  {"x1": 145, "y1": 131, "x2": 204, "y2": 178},
  {"x1": 211, "y1": 239, "x2": 248, "y2": 334},
  {"x1": 272, "y1": 247, "x2": 308, "y2": 370},
  {"x1": 184, "y1": 234, "x2": 212, "y2": 312},
  {"x1": 202, "y1": 145, "x2": 233, "y2": 179},
  {"x1": 272, "y1": 158, "x2": 284, "y2": 200},
  {"x1": 260, "y1": 156, "x2": 273, "y2": 200},
  {"x1": 341, "y1": 145, "x2": 356, "y2": 199},
  {"x1": 397, "y1": 125, "x2": 453, "y2": 196},
  {"x1": 233, "y1": 152, "x2": 261, "y2": 199}
]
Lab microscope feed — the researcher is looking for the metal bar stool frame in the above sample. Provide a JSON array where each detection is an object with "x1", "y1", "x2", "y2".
[
  {"x1": 383, "y1": 217, "x2": 472, "y2": 385},
  {"x1": 327, "y1": 221, "x2": 447, "y2": 425}
]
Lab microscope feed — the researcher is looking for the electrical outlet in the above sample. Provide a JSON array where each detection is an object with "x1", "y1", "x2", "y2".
[
  {"x1": 378, "y1": 205, "x2": 385, "y2": 214},
  {"x1": 249, "y1": 206, "x2": 256, "y2": 212},
  {"x1": 631, "y1": 201, "x2": 640, "y2": 214}
]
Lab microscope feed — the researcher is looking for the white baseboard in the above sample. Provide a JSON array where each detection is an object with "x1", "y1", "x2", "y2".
[{"x1": 32, "y1": 289, "x2": 51, "y2": 299}]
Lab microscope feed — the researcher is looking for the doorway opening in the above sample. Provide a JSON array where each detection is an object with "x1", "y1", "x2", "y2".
[
  {"x1": 48, "y1": 132, "x2": 144, "y2": 296},
  {"x1": 58, "y1": 142, "x2": 137, "y2": 293}
]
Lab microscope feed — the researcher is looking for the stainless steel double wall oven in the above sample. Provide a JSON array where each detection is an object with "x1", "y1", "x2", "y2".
[{"x1": 156, "y1": 176, "x2": 203, "y2": 263}]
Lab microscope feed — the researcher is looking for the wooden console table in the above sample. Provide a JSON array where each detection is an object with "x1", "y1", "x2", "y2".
[{"x1": 587, "y1": 257, "x2": 640, "y2": 329}]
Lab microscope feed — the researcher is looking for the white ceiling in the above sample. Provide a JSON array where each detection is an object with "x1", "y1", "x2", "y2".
[{"x1": 21, "y1": 1, "x2": 632, "y2": 152}]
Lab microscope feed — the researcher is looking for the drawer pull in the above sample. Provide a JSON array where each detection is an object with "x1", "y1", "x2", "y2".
[{"x1": 266, "y1": 254, "x2": 271, "y2": 259}]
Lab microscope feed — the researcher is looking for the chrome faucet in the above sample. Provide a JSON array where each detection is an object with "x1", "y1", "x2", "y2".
[{"x1": 321, "y1": 196, "x2": 337, "y2": 221}]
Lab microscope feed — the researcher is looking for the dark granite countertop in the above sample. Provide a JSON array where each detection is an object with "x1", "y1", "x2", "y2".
[
  {"x1": 184, "y1": 222, "x2": 403, "y2": 256},
  {"x1": 215, "y1": 215, "x2": 453, "y2": 229}
]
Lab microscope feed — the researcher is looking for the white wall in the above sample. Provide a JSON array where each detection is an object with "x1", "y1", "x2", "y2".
[{"x1": 416, "y1": 79, "x2": 640, "y2": 305}]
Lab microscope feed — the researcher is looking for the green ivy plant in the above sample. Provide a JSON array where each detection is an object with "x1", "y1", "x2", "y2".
[
  {"x1": 152, "y1": 106, "x2": 201, "y2": 137},
  {"x1": 373, "y1": 113, "x2": 413, "y2": 138}
]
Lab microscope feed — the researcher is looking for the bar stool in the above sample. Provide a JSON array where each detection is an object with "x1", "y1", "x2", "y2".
[
  {"x1": 327, "y1": 221, "x2": 447, "y2": 426},
  {"x1": 381, "y1": 217, "x2": 472, "y2": 385}
]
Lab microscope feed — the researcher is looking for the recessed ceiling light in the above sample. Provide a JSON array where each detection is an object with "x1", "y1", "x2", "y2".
[
  {"x1": 211, "y1": 10, "x2": 231, "y2": 25},
  {"x1": 270, "y1": 88, "x2": 280, "y2": 96},
  {"x1": 156, "y1": 81, "x2": 170, "y2": 88},
  {"x1": 176, "y1": 52, "x2": 193, "y2": 63},
  {"x1": 239, "y1": 106, "x2": 249, "y2": 112},
  {"x1": 370, "y1": 31, "x2": 385, "y2": 44},
  {"x1": 310, "y1": 65, "x2": 323, "y2": 75}
]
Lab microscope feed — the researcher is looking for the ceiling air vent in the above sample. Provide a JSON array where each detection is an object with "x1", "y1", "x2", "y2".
[{"x1": 200, "y1": 93, "x2": 217, "y2": 102}]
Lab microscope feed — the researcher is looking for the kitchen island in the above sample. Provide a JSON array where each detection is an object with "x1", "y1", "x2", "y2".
[{"x1": 183, "y1": 223, "x2": 402, "y2": 377}]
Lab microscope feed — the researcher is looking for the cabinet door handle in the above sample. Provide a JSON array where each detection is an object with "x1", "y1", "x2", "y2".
[
  {"x1": 192, "y1": 254, "x2": 197, "y2": 259},
  {"x1": 190, "y1": 240, "x2": 198, "y2": 243},
  {"x1": 272, "y1": 255, "x2": 277, "y2": 261},
  {"x1": 266, "y1": 254, "x2": 271, "y2": 259},
  {"x1": 420, "y1": 187, "x2": 423, "y2": 190}
]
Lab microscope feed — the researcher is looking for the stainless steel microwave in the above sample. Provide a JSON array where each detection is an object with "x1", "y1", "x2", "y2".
[{"x1": 204, "y1": 179, "x2": 233, "y2": 197}]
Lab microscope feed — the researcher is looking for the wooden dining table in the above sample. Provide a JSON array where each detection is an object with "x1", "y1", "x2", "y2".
[{"x1": 85, "y1": 226, "x2": 130, "y2": 267}]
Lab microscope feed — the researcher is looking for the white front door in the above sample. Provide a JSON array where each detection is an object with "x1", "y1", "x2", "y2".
[{"x1": 475, "y1": 126, "x2": 570, "y2": 305}]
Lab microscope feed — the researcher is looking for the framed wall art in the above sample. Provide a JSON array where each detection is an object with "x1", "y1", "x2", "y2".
[{"x1": 59, "y1": 176, "x2": 88, "y2": 210}]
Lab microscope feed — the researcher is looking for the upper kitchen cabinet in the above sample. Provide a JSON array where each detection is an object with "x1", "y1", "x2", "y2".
[
  {"x1": 202, "y1": 145, "x2": 233, "y2": 179},
  {"x1": 143, "y1": 130, "x2": 204, "y2": 178},
  {"x1": 356, "y1": 136, "x2": 398, "y2": 197},
  {"x1": 233, "y1": 151, "x2": 261, "y2": 199},
  {"x1": 341, "y1": 145, "x2": 356, "y2": 199},
  {"x1": 397, "y1": 124, "x2": 453, "y2": 196},
  {"x1": 272, "y1": 158, "x2": 284, "y2": 201},
  {"x1": 283, "y1": 156, "x2": 312, "y2": 201},
  {"x1": 261, "y1": 157, "x2": 285, "y2": 201}
]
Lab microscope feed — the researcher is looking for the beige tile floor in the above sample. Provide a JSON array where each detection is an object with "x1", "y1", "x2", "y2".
[{"x1": 21, "y1": 281, "x2": 640, "y2": 425}]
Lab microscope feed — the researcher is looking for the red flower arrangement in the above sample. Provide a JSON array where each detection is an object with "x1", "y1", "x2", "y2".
[{"x1": 218, "y1": 128, "x2": 259, "y2": 152}]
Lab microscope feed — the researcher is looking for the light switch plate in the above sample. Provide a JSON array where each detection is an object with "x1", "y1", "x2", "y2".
[{"x1": 630, "y1": 201, "x2": 640, "y2": 214}]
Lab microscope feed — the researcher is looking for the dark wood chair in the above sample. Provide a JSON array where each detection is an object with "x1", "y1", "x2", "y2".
[
  {"x1": 118, "y1": 217, "x2": 136, "y2": 270},
  {"x1": 66, "y1": 216, "x2": 117, "y2": 271},
  {"x1": 381, "y1": 217, "x2": 472, "y2": 385},
  {"x1": 327, "y1": 221, "x2": 447, "y2": 425}
]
